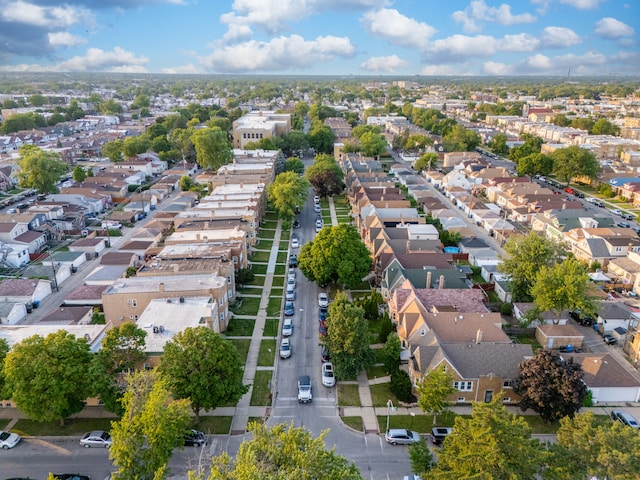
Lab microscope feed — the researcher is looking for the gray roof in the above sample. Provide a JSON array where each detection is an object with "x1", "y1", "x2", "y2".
[
  {"x1": 441, "y1": 343, "x2": 533, "y2": 379},
  {"x1": 597, "y1": 302, "x2": 631, "y2": 320},
  {"x1": 584, "y1": 238, "x2": 611, "y2": 258},
  {"x1": 51, "y1": 251, "x2": 86, "y2": 262}
]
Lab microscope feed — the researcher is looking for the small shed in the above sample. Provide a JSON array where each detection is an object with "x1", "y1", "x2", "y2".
[{"x1": 69, "y1": 237, "x2": 108, "y2": 258}]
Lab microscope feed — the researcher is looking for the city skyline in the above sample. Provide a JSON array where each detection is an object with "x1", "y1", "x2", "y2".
[{"x1": 0, "y1": 0, "x2": 638, "y2": 76}]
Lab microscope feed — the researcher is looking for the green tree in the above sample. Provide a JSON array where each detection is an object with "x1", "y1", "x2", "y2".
[
  {"x1": 4, "y1": 331, "x2": 93, "y2": 425},
  {"x1": 194, "y1": 422, "x2": 362, "y2": 479},
  {"x1": 498, "y1": 232, "x2": 564, "y2": 302},
  {"x1": 416, "y1": 366, "x2": 456, "y2": 425},
  {"x1": 545, "y1": 412, "x2": 640, "y2": 480},
  {"x1": 403, "y1": 134, "x2": 433, "y2": 154},
  {"x1": 158, "y1": 327, "x2": 248, "y2": 424},
  {"x1": 591, "y1": 118, "x2": 619, "y2": 136},
  {"x1": 123, "y1": 135, "x2": 151, "y2": 159},
  {"x1": 513, "y1": 349, "x2": 587, "y2": 423},
  {"x1": 90, "y1": 323, "x2": 147, "y2": 415},
  {"x1": 99, "y1": 99, "x2": 123, "y2": 114},
  {"x1": 284, "y1": 157, "x2": 305, "y2": 175},
  {"x1": 298, "y1": 224, "x2": 371, "y2": 289},
  {"x1": 277, "y1": 130, "x2": 309, "y2": 157},
  {"x1": 414, "y1": 152, "x2": 439, "y2": 172},
  {"x1": 516, "y1": 152, "x2": 554, "y2": 177},
  {"x1": 110, "y1": 370, "x2": 190, "y2": 480},
  {"x1": 390, "y1": 370, "x2": 413, "y2": 402},
  {"x1": 308, "y1": 123, "x2": 335, "y2": 154},
  {"x1": 131, "y1": 94, "x2": 151, "y2": 109},
  {"x1": 72, "y1": 165, "x2": 87, "y2": 183},
  {"x1": 0, "y1": 338, "x2": 8, "y2": 399},
  {"x1": 408, "y1": 441, "x2": 434, "y2": 478},
  {"x1": 509, "y1": 134, "x2": 543, "y2": 162},
  {"x1": 28, "y1": 94, "x2": 47, "y2": 107},
  {"x1": 16, "y1": 145, "x2": 68, "y2": 193},
  {"x1": 323, "y1": 292, "x2": 375, "y2": 379},
  {"x1": 378, "y1": 312, "x2": 393, "y2": 343},
  {"x1": 427, "y1": 395, "x2": 544, "y2": 479},
  {"x1": 359, "y1": 131, "x2": 388, "y2": 157},
  {"x1": 102, "y1": 139, "x2": 124, "y2": 162},
  {"x1": 551, "y1": 145, "x2": 600, "y2": 184},
  {"x1": 487, "y1": 133, "x2": 509, "y2": 156},
  {"x1": 305, "y1": 153, "x2": 344, "y2": 197},
  {"x1": 191, "y1": 127, "x2": 233, "y2": 170},
  {"x1": 382, "y1": 332, "x2": 401, "y2": 373},
  {"x1": 442, "y1": 124, "x2": 481, "y2": 152},
  {"x1": 268, "y1": 171, "x2": 310, "y2": 220},
  {"x1": 531, "y1": 257, "x2": 595, "y2": 323}
]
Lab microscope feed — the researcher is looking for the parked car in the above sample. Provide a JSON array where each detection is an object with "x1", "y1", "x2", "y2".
[
  {"x1": 297, "y1": 375, "x2": 312, "y2": 403},
  {"x1": 385, "y1": 429, "x2": 421, "y2": 445},
  {"x1": 52, "y1": 475, "x2": 90, "y2": 480},
  {"x1": 282, "y1": 318, "x2": 293, "y2": 336},
  {"x1": 321, "y1": 362, "x2": 335, "y2": 387},
  {"x1": 314, "y1": 195, "x2": 320, "y2": 203},
  {"x1": 280, "y1": 338, "x2": 292, "y2": 359},
  {"x1": 318, "y1": 320, "x2": 327, "y2": 337},
  {"x1": 314, "y1": 204, "x2": 321, "y2": 213},
  {"x1": 287, "y1": 268, "x2": 296, "y2": 282},
  {"x1": 287, "y1": 277, "x2": 296, "y2": 290},
  {"x1": 318, "y1": 292, "x2": 329, "y2": 308},
  {"x1": 284, "y1": 301, "x2": 295, "y2": 316},
  {"x1": 80, "y1": 430, "x2": 112, "y2": 448},
  {"x1": 321, "y1": 345, "x2": 331, "y2": 362},
  {"x1": 603, "y1": 334, "x2": 617, "y2": 345},
  {"x1": 319, "y1": 306, "x2": 328, "y2": 321},
  {"x1": 622, "y1": 213, "x2": 634, "y2": 221},
  {"x1": 291, "y1": 236, "x2": 299, "y2": 248},
  {"x1": 285, "y1": 287, "x2": 295, "y2": 301},
  {"x1": 430, "y1": 427, "x2": 452, "y2": 445},
  {"x1": 288, "y1": 255, "x2": 298, "y2": 268},
  {"x1": 184, "y1": 429, "x2": 205, "y2": 447},
  {"x1": 611, "y1": 410, "x2": 640, "y2": 428},
  {"x1": 617, "y1": 222, "x2": 631, "y2": 228},
  {"x1": 293, "y1": 219, "x2": 300, "y2": 229},
  {"x1": 611, "y1": 209, "x2": 622, "y2": 216},
  {"x1": 0, "y1": 430, "x2": 20, "y2": 449}
]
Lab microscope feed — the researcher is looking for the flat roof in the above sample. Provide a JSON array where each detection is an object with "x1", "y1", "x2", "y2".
[
  {"x1": 103, "y1": 274, "x2": 226, "y2": 295},
  {"x1": 165, "y1": 229, "x2": 245, "y2": 243},
  {"x1": 0, "y1": 324, "x2": 108, "y2": 352},
  {"x1": 136, "y1": 297, "x2": 217, "y2": 352},
  {"x1": 158, "y1": 243, "x2": 234, "y2": 258}
]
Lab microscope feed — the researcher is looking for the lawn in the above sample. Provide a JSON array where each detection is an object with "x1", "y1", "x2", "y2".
[
  {"x1": 271, "y1": 276, "x2": 284, "y2": 287},
  {"x1": 369, "y1": 382, "x2": 398, "y2": 407},
  {"x1": 280, "y1": 230, "x2": 290, "y2": 240},
  {"x1": 248, "y1": 416, "x2": 266, "y2": 425},
  {"x1": 264, "y1": 211, "x2": 279, "y2": 221},
  {"x1": 13, "y1": 417, "x2": 114, "y2": 436},
  {"x1": 274, "y1": 264, "x2": 285, "y2": 275},
  {"x1": 337, "y1": 384, "x2": 361, "y2": 407},
  {"x1": 261, "y1": 220, "x2": 278, "y2": 229},
  {"x1": 337, "y1": 216, "x2": 351, "y2": 224},
  {"x1": 242, "y1": 275, "x2": 265, "y2": 287},
  {"x1": 276, "y1": 251, "x2": 287, "y2": 263},
  {"x1": 0, "y1": 419, "x2": 10, "y2": 429},
  {"x1": 266, "y1": 296, "x2": 283, "y2": 316},
  {"x1": 225, "y1": 318, "x2": 256, "y2": 336},
  {"x1": 373, "y1": 348, "x2": 386, "y2": 363},
  {"x1": 263, "y1": 318, "x2": 278, "y2": 337},
  {"x1": 251, "y1": 264, "x2": 268, "y2": 275},
  {"x1": 257, "y1": 339, "x2": 277, "y2": 366},
  {"x1": 367, "y1": 364, "x2": 389, "y2": 380},
  {"x1": 341, "y1": 416, "x2": 363, "y2": 432},
  {"x1": 255, "y1": 239, "x2": 274, "y2": 248},
  {"x1": 196, "y1": 416, "x2": 232, "y2": 434},
  {"x1": 279, "y1": 240, "x2": 290, "y2": 249},
  {"x1": 250, "y1": 250, "x2": 271, "y2": 262},
  {"x1": 228, "y1": 339, "x2": 251, "y2": 364},
  {"x1": 250, "y1": 370, "x2": 273, "y2": 406},
  {"x1": 270, "y1": 288, "x2": 283, "y2": 298},
  {"x1": 230, "y1": 296, "x2": 261, "y2": 316}
]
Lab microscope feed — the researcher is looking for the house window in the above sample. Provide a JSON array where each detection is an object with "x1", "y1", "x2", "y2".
[
  {"x1": 503, "y1": 380, "x2": 513, "y2": 389},
  {"x1": 232, "y1": 256, "x2": 238, "y2": 264},
  {"x1": 227, "y1": 276, "x2": 232, "y2": 283},
  {"x1": 454, "y1": 381, "x2": 473, "y2": 391},
  {"x1": 128, "y1": 299, "x2": 137, "y2": 307},
  {"x1": 219, "y1": 297, "x2": 224, "y2": 306},
  {"x1": 457, "y1": 397, "x2": 465, "y2": 403},
  {"x1": 143, "y1": 363, "x2": 151, "y2": 371},
  {"x1": 220, "y1": 312, "x2": 225, "y2": 321}
]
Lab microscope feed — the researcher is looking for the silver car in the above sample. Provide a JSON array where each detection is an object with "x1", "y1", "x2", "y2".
[
  {"x1": 385, "y1": 429, "x2": 421, "y2": 445},
  {"x1": 80, "y1": 430, "x2": 112, "y2": 448}
]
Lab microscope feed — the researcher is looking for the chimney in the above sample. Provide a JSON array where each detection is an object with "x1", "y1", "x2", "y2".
[
  {"x1": 439, "y1": 275, "x2": 445, "y2": 289},
  {"x1": 426, "y1": 271, "x2": 432, "y2": 289},
  {"x1": 196, "y1": 233, "x2": 201, "y2": 241},
  {"x1": 476, "y1": 329, "x2": 483, "y2": 344},
  {"x1": 174, "y1": 264, "x2": 179, "y2": 273},
  {"x1": 158, "y1": 282, "x2": 165, "y2": 292}
]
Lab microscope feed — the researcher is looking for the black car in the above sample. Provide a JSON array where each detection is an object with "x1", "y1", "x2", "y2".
[
  {"x1": 53, "y1": 475, "x2": 90, "y2": 480},
  {"x1": 293, "y1": 219, "x2": 300, "y2": 229},
  {"x1": 603, "y1": 334, "x2": 617, "y2": 345},
  {"x1": 288, "y1": 255, "x2": 298, "y2": 268},
  {"x1": 184, "y1": 429, "x2": 205, "y2": 447},
  {"x1": 321, "y1": 345, "x2": 331, "y2": 363},
  {"x1": 319, "y1": 306, "x2": 328, "y2": 321},
  {"x1": 430, "y1": 427, "x2": 452, "y2": 445}
]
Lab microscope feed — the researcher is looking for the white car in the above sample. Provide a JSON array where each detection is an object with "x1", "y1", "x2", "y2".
[
  {"x1": 280, "y1": 338, "x2": 292, "y2": 359},
  {"x1": 291, "y1": 236, "x2": 299, "y2": 248},
  {"x1": 80, "y1": 430, "x2": 112, "y2": 448},
  {"x1": 314, "y1": 195, "x2": 320, "y2": 203},
  {"x1": 287, "y1": 268, "x2": 296, "y2": 282},
  {"x1": 0, "y1": 430, "x2": 21, "y2": 449},
  {"x1": 287, "y1": 277, "x2": 296, "y2": 290},
  {"x1": 282, "y1": 318, "x2": 293, "y2": 336},
  {"x1": 321, "y1": 362, "x2": 335, "y2": 387},
  {"x1": 318, "y1": 292, "x2": 329, "y2": 308},
  {"x1": 314, "y1": 204, "x2": 321, "y2": 213}
]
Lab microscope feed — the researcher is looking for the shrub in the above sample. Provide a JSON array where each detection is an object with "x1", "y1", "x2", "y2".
[
  {"x1": 500, "y1": 302, "x2": 513, "y2": 316},
  {"x1": 378, "y1": 312, "x2": 393, "y2": 343},
  {"x1": 390, "y1": 370, "x2": 413, "y2": 403}
]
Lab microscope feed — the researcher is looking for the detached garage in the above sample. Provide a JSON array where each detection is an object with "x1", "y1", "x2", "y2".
[{"x1": 564, "y1": 353, "x2": 640, "y2": 404}]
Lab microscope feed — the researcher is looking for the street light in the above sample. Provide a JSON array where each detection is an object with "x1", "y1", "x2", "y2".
[
  {"x1": 410, "y1": 412, "x2": 416, "y2": 430},
  {"x1": 386, "y1": 399, "x2": 396, "y2": 433}
]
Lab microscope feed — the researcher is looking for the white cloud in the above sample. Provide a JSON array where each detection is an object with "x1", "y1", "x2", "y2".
[
  {"x1": 360, "y1": 54, "x2": 409, "y2": 73},
  {"x1": 54, "y1": 47, "x2": 149, "y2": 72},
  {"x1": 426, "y1": 34, "x2": 497, "y2": 61},
  {"x1": 361, "y1": 8, "x2": 436, "y2": 49},
  {"x1": 222, "y1": 24, "x2": 253, "y2": 43},
  {"x1": 199, "y1": 34, "x2": 355, "y2": 72},
  {"x1": 482, "y1": 61, "x2": 514, "y2": 75},
  {"x1": 162, "y1": 63, "x2": 201, "y2": 74},
  {"x1": 420, "y1": 64, "x2": 470, "y2": 75},
  {"x1": 594, "y1": 17, "x2": 634, "y2": 39},
  {"x1": 220, "y1": 0, "x2": 387, "y2": 34},
  {"x1": 48, "y1": 32, "x2": 87, "y2": 47},
  {"x1": 539, "y1": 26, "x2": 581, "y2": 48},
  {"x1": 482, "y1": 50, "x2": 609, "y2": 76},
  {"x1": 1, "y1": 0, "x2": 88, "y2": 29},
  {"x1": 559, "y1": 0, "x2": 603, "y2": 9},
  {"x1": 497, "y1": 33, "x2": 538, "y2": 52},
  {"x1": 452, "y1": 0, "x2": 536, "y2": 34}
]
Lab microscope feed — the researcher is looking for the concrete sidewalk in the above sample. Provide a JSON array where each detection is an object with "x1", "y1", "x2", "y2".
[{"x1": 328, "y1": 196, "x2": 339, "y2": 226}]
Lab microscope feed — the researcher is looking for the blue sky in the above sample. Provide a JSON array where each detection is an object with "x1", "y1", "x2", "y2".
[{"x1": 0, "y1": 0, "x2": 637, "y2": 75}]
